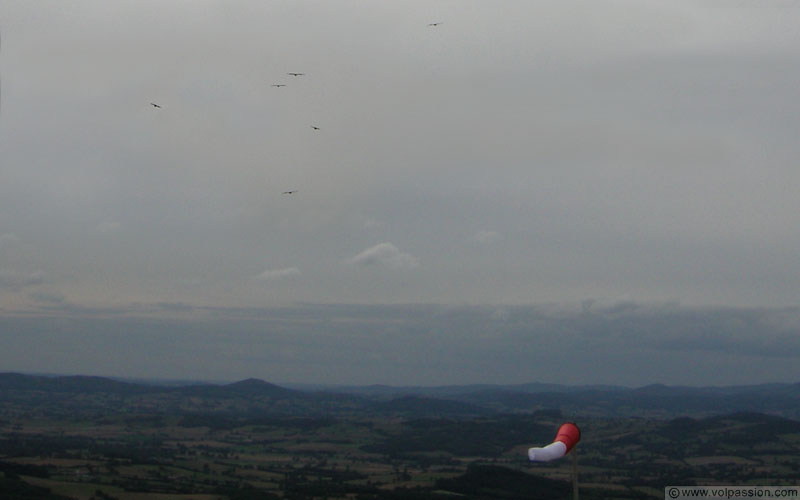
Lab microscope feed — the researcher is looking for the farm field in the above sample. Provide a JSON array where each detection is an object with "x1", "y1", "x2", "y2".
[{"x1": 4, "y1": 411, "x2": 800, "y2": 499}]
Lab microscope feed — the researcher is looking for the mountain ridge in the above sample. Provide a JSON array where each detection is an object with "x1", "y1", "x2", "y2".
[{"x1": 2, "y1": 372, "x2": 800, "y2": 418}]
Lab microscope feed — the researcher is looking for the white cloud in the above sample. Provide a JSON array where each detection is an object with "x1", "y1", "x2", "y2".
[
  {"x1": 349, "y1": 243, "x2": 419, "y2": 269},
  {"x1": 256, "y1": 267, "x2": 301, "y2": 281}
]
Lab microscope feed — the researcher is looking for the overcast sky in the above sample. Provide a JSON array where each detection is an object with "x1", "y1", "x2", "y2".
[{"x1": 2, "y1": 1, "x2": 800, "y2": 386}]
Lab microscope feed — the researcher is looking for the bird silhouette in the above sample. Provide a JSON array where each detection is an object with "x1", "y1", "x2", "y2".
[
  {"x1": 428, "y1": 22, "x2": 443, "y2": 26},
  {"x1": 282, "y1": 190, "x2": 298, "y2": 195},
  {"x1": 271, "y1": 84, "x2": 287, "y2": 88},
  {"x1": 311, "y1": 126, "x2": 320, "y2": 130},
  {"x1": 150, "y1": 102, "x2": 162, "y2": 108},
  {"x1": 287, "y1": 73, "x2": 305, "y2": 77}
]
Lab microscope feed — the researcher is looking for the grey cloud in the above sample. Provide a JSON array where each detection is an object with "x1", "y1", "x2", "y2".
[
  {"x1": 29, "y1": 290, "x2": 67, "y2": 304},
  {"x1": 155, "y1": 302, "x2": 195, "y2": 313},
  {"x1": 3, "y1": 1, "x2": 800, "y2": 307},
  {"x1": 30, "y1": 301, "x2": 195, "y2": 318},
  {"x1": 0, "y1": 270, "x2": 44, "y2": 291}
]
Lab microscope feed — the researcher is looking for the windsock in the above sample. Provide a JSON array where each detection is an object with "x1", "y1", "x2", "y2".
[{"x1": 528, "y1": 422, "x2": 581, "y2": 462}]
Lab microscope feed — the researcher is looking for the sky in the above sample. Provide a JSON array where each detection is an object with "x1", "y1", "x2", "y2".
[{"x1": 1, "y1": 0, "x2": 800, "y2": 386}]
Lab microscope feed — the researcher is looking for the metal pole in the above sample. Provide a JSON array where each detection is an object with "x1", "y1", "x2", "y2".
[{"x1": 572, "y1": 445, "x2": 579, "y2": 500}]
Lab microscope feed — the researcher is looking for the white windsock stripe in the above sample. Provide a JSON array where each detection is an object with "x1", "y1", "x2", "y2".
[{"x1": 527, "y1": 441, "x2": 567, "y2": 462}]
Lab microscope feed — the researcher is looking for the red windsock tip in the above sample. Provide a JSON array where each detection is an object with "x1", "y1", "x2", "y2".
[{"x1": 553, "y1": 422, "x2": 581, "y2": 453}]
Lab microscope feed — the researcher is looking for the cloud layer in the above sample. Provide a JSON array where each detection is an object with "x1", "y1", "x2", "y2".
[{"x1": 1, "y1": 301, "x2": 798, "y2": 386}]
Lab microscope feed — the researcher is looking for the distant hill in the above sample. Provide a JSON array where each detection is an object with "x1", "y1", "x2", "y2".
[
  {"x1": 2, "y1": 372, "x2": 800, "y2": 419},
  {"x1": 174, "y1": 378, "x2": 298, "y2": 399},
  {"x1": 306, "y1": 381, "x2": 627, "y2": 399},
  {"x1": 451, "y1": 384, "x2": 800, "y2": 418},
  {"x1": 0, "y1": 373, "x2": 155, "y2": 394}
]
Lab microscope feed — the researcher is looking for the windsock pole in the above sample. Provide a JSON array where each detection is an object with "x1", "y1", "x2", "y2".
[{"x1": 572, "y1": 444, "x2": 579, "y2": 500}]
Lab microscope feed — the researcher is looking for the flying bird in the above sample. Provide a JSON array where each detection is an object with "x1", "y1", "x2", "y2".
[
  {"x1": 287, "y1": 73, "x2": 305, "y2": 77},
  {"x1": 428, "y1": 22, "x2": 443, "y2": 26},
  {"x1": 282, "y1": 190, "x2": 298, "y2": 195},
  {"x1": 150, "y1": 102, "x2": 162, "y2": 108},
  {"x1": 310, "y1": 126, "x2": 320, "y2": 130},
  {"x1": 271, "y1": 84, "x2": 287, "y2": 87}
]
